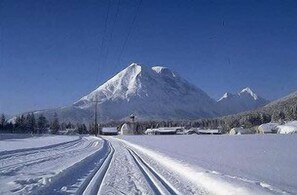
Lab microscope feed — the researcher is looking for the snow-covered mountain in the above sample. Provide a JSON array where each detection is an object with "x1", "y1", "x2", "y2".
[
  {"x1": 217, "y1": 87, "x2": 269, "y2": 115},
  {"x1": 72, "y1": 63, "x2": 218, "y2": 121}
]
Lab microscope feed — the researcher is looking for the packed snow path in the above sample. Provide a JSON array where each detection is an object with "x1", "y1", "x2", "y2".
[
  {"x1": 0, "y1": 134, "x2": 289, "y2": 194},
  {"x1": 0, "y1": 135, "x2": 202, "y2": 194},
  {"x1": 0, "y1": 135, "x2": 105, "y2": 194}
]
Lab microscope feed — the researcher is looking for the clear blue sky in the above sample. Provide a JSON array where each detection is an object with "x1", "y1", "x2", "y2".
[{"x1": 1, "y1": 0, "x2": 297, "y2": 114}]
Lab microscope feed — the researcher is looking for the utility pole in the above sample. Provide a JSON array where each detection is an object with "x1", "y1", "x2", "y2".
[{"x1": 92, "y1": 95, "x2": 99, "y2": 136}]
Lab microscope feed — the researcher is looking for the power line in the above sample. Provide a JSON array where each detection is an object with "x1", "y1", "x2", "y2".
[
  {"x1": 96, "y1": 0, "x2": 111, "y2": 83},
  {"x1": 103, "y1": 0, "x2": 121, "y2": 69},
  {"x1": 117, "y1": 0, "x2": 143, "y2": 66}
]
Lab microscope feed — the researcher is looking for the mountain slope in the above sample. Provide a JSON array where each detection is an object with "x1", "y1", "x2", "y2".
[
  {"x1": 72, "y1": 63, "x2": 219, "y2": 121},
  {"x1": 262, "y1": 90, "x2": 297, "y2": 112},
  {"x1": 217, "y1": 87, "x2": 269, "y2": 115}
]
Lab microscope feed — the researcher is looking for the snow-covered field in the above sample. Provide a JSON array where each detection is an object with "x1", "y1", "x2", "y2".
[
  {"x1": 123, "y1": 134, "x2": 297, "y2": 194},
  {"x1": 0, "y1": 134, "x2": 296, "y2": 194},
  {"x1": 0, "y1": 134, "x2": 80, "y2": 152},
  {"x1": 0, "y1": 134, "x2": 104, "y2": 194}
]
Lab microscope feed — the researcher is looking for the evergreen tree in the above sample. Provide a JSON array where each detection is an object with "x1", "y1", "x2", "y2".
[
  {"x1": 293, "y1": 105, "x2": 297, "y2": 120},
  {"x1": 77, "y1": 124, "x2": 87, "y2": 134},
  {"x1": 0, "y1": 114, "x2": 6, "y2": 130},
  {"x1": 278, "y1": 111, "x2": 286, "y2": 124},
  {"x1": 271, "y1": 111, "x2": 279, "y2": 122},
  {"x1": 88, "y1": 123, "x2": 92, "y2": 134},
  {"x1": 15, "y1": 115, "x2": 26, "y2": 133},
  {"x1": 6, "y1": 122, "x2": 13, "y2": 133},
  {"x1": 25, "y1": 113, "x2": 36, "y2": 133},
  {"x1": 82, "y1": 124, "x2": 87, "y2": 134},
  {"x1": 50, "y1": 113, "x2": 60, "y2": 134},
  {"x1": 60, "y1": 122, "x2": 66, "y2": 130},
  {"x1": 37, "y1": 114, "x2": 48, "y2": 134},
  {"x1": 66, "y1": 122, "x2": 73, "y2": 129}
]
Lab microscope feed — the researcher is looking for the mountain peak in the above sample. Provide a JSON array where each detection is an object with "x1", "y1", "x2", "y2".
[
  {"x1": 152, "y1": 66, "x2": 176, "y2": 77},
  {"x1": 218, "y1": 92, "x2": 234, "y2": 102},
  {"x1": 128, "y1": 62, "x2": 142, "y2": 67},
  {"x1": 125, "y1": 63, "x2": 143, "y2": 73},
  {"x1": 239, "y1": 87, "x2": 258, "y2": 100}
]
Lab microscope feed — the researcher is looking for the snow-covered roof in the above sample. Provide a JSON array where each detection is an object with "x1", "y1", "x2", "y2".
[
  {"x1": 258, "y1": 123, "x2": 279, "y2": 133},
  {"x1": 197, "y1": 129, "x2": 220, "y2": 134},
  {"x1": 102, "y1": 127, "x2": 118, "y2": 133},
  {"x1": 145, "y1": 127, "x2": 183, "y2": 134}
]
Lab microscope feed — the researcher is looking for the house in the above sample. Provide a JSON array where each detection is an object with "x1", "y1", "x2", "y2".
[
  {"x1": 120, "y1": 123, "x2": 137, "y2": 135},
  {"x1": 120, "y1": 114, "x2": 138, "y2": 135},
  {"x1": 197, "y1": 129, "x2": 221, "y2": 135},
  {"x1": 229, "y1": 127, "x2": 253, "y2": 135},
  {"x1": 101, "y1": 127, "x2": 118, "y2": 135},
  {"x1": 257, "y1": 123, "x2": 279, "y2": 134},
  {"x1": 145, "y1": 127, "x2": 183, "y2": 135}
]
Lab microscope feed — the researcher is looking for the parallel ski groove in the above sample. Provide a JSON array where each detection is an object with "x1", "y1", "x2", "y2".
[
  {"x1": 78, "y1": 140, "x2": 115, "y2": 195},
  {"x1": 126, "y1": 146, "x2": 180, "y2": 195},
  {"x1": 0, "y1": 137, "x2": 82, "y2": 160}
]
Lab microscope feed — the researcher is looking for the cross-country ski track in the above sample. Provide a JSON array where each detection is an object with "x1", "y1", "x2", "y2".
[{"x1": 0, "y1": 135, "x2": 286, "y2": 194}]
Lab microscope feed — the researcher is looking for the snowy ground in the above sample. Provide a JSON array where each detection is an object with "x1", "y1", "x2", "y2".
[
  {"x1": 0, "y1": 134, "x2": 80, "y2": 152},
  {"x1": 0, "y1": 134, "x2": 104, "y2": 194},
  {"x1": 0, "y1": 134, "x2": 296, "y2": 194},
  {"x1": 123, "y1": 134, "x2": 297, "y2": 194}
]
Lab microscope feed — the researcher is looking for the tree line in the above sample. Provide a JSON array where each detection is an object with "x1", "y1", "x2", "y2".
[
  {"x1": 1, "y1": 103, "x2": 296, "y2": 135},
  {"x1": 0, "y1": 113, "x2": 89, "y2": 135},
  {"x1": 118, "y1": 103, "x2": 297, "y2": 134}
]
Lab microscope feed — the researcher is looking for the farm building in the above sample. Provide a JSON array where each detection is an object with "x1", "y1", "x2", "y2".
[
  {"x1": 258, "y1": 123, "x2": 279, "y2": 134},
  {"x1": 145, "y1": 127, "x2": 183, "y2": 135},
  {"x1": 120, "y1": 123, "x2": 137, "y2": 135},
  {"x1": 101, "y1": 127, "x2": 118, "y2": 135},
  {"x1": 229, "y1": 127, "x2": 253, "y2": 135},
  {"x1": 197, "y1": 129, "x2": 221, "y2": 135},
  {"x1": 120, "y1": 114, "x2": 138, "y2": 135}
]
